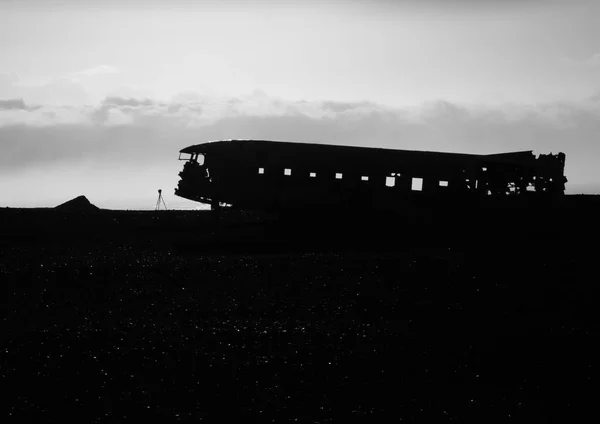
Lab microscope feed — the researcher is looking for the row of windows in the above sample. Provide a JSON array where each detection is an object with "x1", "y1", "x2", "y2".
[
  {"x1": 259, "y1": 167, "x2": 369, "y2": 180},
  {"x1": 257, "y1": 167, "x2": 453, "y2": 191}
]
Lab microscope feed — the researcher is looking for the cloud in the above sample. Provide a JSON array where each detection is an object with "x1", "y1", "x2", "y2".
[
  {"x1": 102, "y1": 96, "x2": 155, "y2": 107},
  {"x1": 1, "y1": 73, "x2": 91, "y2": 106},
  {"x1": 0, "y1": 98, "x2": 27, "y2": 110},
  {"x1": 0, "y1": 66, "x2": 121, "y2": 106},
  {"x1": 69, "y1": 65, "x2": 119, "y2": 78},
  {"x1": 104, "y1": 108, "x2": 134, "y2": 126},
  {"x1": 2, "y1": 91, "x2": 599, "y2": 131}
]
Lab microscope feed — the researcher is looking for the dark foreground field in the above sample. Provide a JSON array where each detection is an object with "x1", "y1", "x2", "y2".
[{"x1": 1, "y1": 198, "x2": 599, "y2": 422}]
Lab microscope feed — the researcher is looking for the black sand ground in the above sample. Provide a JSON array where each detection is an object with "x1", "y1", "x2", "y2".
[{"x1": 1, "y1": 198, "x2": 599, "y2": 422}]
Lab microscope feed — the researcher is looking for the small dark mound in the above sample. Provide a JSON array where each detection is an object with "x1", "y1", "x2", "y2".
[{"x1": 55, "y1": 195, "x2": 99, "y2": 212}]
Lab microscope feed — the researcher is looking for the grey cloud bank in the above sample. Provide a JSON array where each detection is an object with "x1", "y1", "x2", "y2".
[{"x1": 0, "y1": 98, "x2": 27, "y2": 110}]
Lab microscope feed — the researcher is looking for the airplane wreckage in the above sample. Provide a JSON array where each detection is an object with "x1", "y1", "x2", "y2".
[{"x1": 175, "y1": 140, "x2": 567, "y2": 213}]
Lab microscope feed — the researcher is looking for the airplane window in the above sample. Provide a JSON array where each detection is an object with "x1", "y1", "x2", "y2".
[
  {"x1": 412, "y1": 177, "x2": 423, "y2": 191},
  {"x1": 179, "y1": 152, "x2": 198, "y2": 162}
]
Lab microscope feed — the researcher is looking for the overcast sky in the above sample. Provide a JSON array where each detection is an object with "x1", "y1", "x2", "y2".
[{"x1": 2, "y1": 0, "x2": 600, "y2": 209}]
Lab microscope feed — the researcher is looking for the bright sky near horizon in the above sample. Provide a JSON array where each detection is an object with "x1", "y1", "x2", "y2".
[{"x1": 2, "y1": 0, "x2": 600, "y2": 209}]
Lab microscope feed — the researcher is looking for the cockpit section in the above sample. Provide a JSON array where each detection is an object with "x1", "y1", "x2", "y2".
[
  {"x1": 175, "y1": 151, "x2": 214, "y2": 203},
  {"x1": 179, "y1": 152, "x2": 208, "y2": 178}
]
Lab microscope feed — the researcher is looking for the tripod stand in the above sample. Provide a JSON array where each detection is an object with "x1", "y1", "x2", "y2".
[{"x1": 155, "y1": 189, "x2": 167, "y2": 211}]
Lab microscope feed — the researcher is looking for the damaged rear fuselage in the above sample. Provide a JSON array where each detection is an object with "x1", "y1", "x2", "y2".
[{"x1": 174, "y1": 140, "x2": 567, "y2": 211}]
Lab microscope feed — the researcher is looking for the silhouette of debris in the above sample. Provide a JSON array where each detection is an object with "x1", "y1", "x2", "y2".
[{"x1": 55, "y1": 195, "x2": 99, "y2": 212}]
